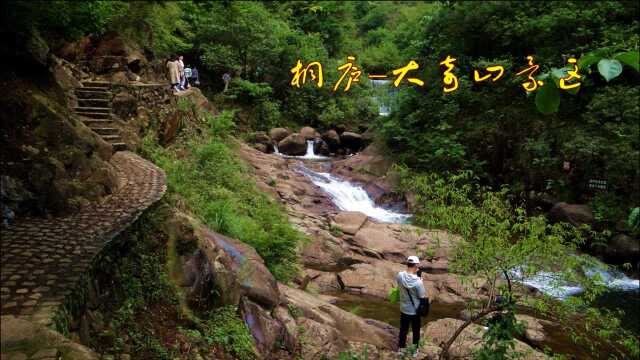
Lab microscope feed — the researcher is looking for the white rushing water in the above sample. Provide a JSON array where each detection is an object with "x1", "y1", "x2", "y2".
[
  {"x1": 274, "y1": 140, "x2": 329, "y2": 160},
  {"x1": 511, "y1": 261, "x2": 639, "y2": 300},
  {"x1": 371, "y1": 79, "x2": 393, "y2": 116},
  {"x1": 274, "y1": 135, "x2": 638, "y2": 299},
  {"x1": 297, "y1": 166, "x2": 410, "y2": 223}
]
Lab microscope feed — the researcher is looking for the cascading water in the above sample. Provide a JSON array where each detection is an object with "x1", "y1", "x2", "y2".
[
  {"x1": 274, "y1": 140, "x2": 328, "y2": 160},
  {"x1": 272, "y1": 133, "x2": 638, "y2": 299},
  {"x1": 297, "y1": 166, "x2": 410, "y2": 223},
  {"x1": 371, "y1": 79, "x2": 395, "y2": 116},
  {"x1": 511, "y1": 259, "x2": 639, "y2": 299}
]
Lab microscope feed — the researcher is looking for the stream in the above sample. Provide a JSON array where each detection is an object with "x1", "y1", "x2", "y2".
[{"x1": 274, "y1": 137, "x2": 639, "y2": 356}]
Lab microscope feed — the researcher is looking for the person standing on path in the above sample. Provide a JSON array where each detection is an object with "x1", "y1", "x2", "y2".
[
  {"x1": 177, "y1": 55, "x2": 185, "y2": 90},
  {"x1": 184, "y1": 65, "x2": 192, "y2": 89},
  {"x1": 191, "y1": 67, "x2": 200, "y2": 86},
  {"x1": 396, "y1": 255, "x2": 427, "y2": 357},
  {"x1": 222, "y1": 72, "x2": 231, "y2": 92},
  {"x1": 166, "y1": 55, "x2": 180, "y2": 92}
]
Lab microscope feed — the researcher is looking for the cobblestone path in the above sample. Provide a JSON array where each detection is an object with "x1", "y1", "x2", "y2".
[{"x1": 1, "y1": 151, "x2": 166, "y2": 325}]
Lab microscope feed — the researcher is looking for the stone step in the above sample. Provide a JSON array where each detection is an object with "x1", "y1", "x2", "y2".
[
  {"x1": 101, "y1": 134, "x2": 122, "y2": 141},
  {"x1": 82, "y1": 119, "x2": 113, "y2": 127},
  {"x1": 75, "y1": 106, "x2": 111, "y2": 114},
  {"x1": 78, "y1": 98, "x2": 111, "y2": 107},
  {"x1": 75, "y1": 90, "x2": 112, "y2": 100},
  {"x1": 111, "y1": 142, "x2": 127, "y2": 151},
  {"x1": 82, "y1": 81, "x2": 111, "y2": 88},
  {"x1": 91, "y1": 127, "x2": 119, "y2": 135},
  {"x1": 77, "y1": 111, "x2": 111, "y2": 119},
  {"x1": 81, "y1": 86, "x2": 111, "y2": 92}
]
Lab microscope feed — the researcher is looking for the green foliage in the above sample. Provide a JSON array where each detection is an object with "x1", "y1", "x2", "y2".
[
  {"x1": 187, "y1": 306, "x2": 257, "y2": 360},
  {"x1": 83, "y1": 209, "x2": 181, "y2": 359},
  {"x1": 400, "y1": 167, "x2": 639, "y2": 358},
  {"x1": 397, "y1": 167, "x2": 584, "y2": 283},
  {"x1": 228, "y1": 79, "x2": 273, "y2": 101},
  {"x1": 534, "y1": 80, "x2": 561, "y2": 115},
  {"x1": 388, "y1": 286, "x2": 399, "y2": 304},
  {"x1": 318, "y1": 101, "x2": 345, "y2": 128},
  {"x1": 474, "y1": 295, "x2": 525, "y2": 360},
  {"x1": 207, "y1": 110, "x2": 236, "y2": 138},
  {"x1": 629, "y1": 207, "x2": 640, "y2": 232},
  {"x1": 144, "y1": 111, "x2": 305, "y2": 282},
  {"x1": 112, "y1": 2, "x2": 192, "y2": 56},
  {"x1": 4, "y1": 1, "x2": 125, "y2": 40},
  {"x1": 376, "y1": 1, "x2": 640, "y2": 230},
  {"x1": 597, "y1": 59, "x2": 624, "y2": 82},
  {"x1": 615, "y1": 50, "x2": 640, "y2": 71},
  {"x1": 590, "y1": 192, "x2": 626, "y2": 225}
]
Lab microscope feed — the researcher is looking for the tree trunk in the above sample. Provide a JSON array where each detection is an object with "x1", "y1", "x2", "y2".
[{"x1": 439, "y1": 306, "x2": 500, "y2": 360}]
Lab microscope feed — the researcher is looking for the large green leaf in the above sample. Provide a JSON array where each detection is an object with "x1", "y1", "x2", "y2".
[
  {"x1": 578, "y1": 52, "x2": 602, "y2": 70},
  {"x1": 535, "y1": 81, "x2": 560, "y2": 114},
  {"x1": 614, "y1": 50, "x2": 639, "y2": 72},
  {"x1": 550, "y1": 67, "x2": 579, "y2": 95},
  {"x1": 597, "y1": 59, "x2": 623, "y2": 82}
]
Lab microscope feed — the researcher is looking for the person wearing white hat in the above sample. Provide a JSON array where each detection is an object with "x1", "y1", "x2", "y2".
[{"x1": 396, "y1": 255, "x2": 427, "y2": 356}]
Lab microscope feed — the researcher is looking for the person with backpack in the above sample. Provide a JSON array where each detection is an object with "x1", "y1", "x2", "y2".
[
  {"x1": 191, "y1": 67, "x2": 200, "y2": 86},
  {"x1": 396, "y1": 255, "x2": 429, "y2": 357}
]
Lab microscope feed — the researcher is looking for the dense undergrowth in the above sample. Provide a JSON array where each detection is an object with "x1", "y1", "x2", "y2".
[{"x1": 141, "y1": 100, "x2": 306, "y2": 283}]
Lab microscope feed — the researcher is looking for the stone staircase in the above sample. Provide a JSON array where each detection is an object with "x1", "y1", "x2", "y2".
[{"x1": 74, "y1": 81, "x2": 126, "y2": 151}]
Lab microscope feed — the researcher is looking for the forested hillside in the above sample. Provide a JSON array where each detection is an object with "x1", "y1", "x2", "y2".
[{"x1": 1, "y1": 1, "x2": 639, "y2": 360}]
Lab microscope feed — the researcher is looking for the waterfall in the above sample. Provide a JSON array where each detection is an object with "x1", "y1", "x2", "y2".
[
  {"x1": 297, "y1": 166, "x2": 410, "y2": 223},
  {"x1": 371, "y1": 79, "x2": 394, "y2": 117},
  {"x1": 273, "y1": 140, "x2": 328, "y2": 160}
]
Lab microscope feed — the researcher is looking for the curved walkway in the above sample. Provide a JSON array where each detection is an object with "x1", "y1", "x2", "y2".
[{"x1": 0, "y1": 151, "x2": 166, "y2": 324}]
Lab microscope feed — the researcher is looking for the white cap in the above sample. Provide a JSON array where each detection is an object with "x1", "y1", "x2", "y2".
[{"x1": 407, "y1": 256, "x2": 420, "y2": 265}]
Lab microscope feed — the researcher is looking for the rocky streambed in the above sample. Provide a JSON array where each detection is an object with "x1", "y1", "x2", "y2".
[{"x1": 237, "y1": 139, "x2": 639, "y2": 359}]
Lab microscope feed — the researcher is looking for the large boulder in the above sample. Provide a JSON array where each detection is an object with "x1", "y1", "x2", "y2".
[
  {"x1": 251, "y1": 132, "x2": 273, "y2": 153},
  {"x1": 549, "y1": 202, "x2": 594, "y2": 227},
  {"x1": 301, "y1": 230, "x2": 365, "y2": 272},
  {"x1": 280, "y1": 284, "x2": 396, "y2": 357},
  {"x1": 313, "y1": 139, "x2": 330, "y2": 156},
  {"x1": 340, "y1": 132, "x2": 363, "y2": 152},
  {"x1": 322, "y1": 130, "x2": 341, "y2": 152},
  {"x1": 57, "y1": 36, "x2": 92, "y2": 62},
  {"x1": 183, "y1": 225, "x2": 281, "y2": 310},
  {"x1": 424, "y1": 318, "x2": 547, "y2": 359},
  {"x1": 330, "y1": 143, "x2": 394, "y2": 187},
  {"x1": 0, "y1": 78, "x2": 116, "y2": 217},
  {"x1": 603, "y1": 233, "x2": 640, "y2": 262},
  {"x1": 112, "y1": 92, "x2": 138, "y2": 119},
  {"x1": 253, "y1": 131, "x2": 271, "y2": 145},
  {"x1": 300, "y1": 126, "x2": 319, "y2": 140},
  {"x1": 239, "y1": 298, "x2": 283, "y2": 357},
  {"x1": 94, "y1": 32, "x2": 128, "y2": 57},
  {"x1": 1, "y1": 316, "x2": 98, "y2": 360},
  {"x1": 269, "y1": 127, "x2": 290, "y2": 143},
  {"x1": 278, "y1": 133, "x2": 307, "y2": 156},
  {"x1": 332, "y1": 211, "x2": 368, "y2": 235}
]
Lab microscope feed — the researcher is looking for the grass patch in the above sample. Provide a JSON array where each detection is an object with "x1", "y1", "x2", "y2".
[{"x1": 142, "y1": 109, "x2": 305, "y2": 282}]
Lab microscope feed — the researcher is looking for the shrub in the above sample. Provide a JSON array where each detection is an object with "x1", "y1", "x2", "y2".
[{"x1": 144, "y1": 111, "x2": 305, "y2": 282}]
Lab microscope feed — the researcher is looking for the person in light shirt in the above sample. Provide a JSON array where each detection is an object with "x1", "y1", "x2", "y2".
[{"x1": 396, "y1": 255, "x2": 427, "y2": 357}]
